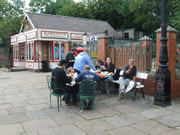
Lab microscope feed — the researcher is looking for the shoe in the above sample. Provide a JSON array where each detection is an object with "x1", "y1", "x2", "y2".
[{"x1": 117, "y1": 93, "x2": 123, "y2": 101}]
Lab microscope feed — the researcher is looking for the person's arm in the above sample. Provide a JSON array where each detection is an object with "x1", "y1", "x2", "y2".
[
  {"x1": 75, "y1": 73, "x2": 82, "y2": 82},
  {"x1": 95, "y1": 73, "x2": 101, "y2": 82},
  {"x1": 63, "y1": 71, "x2": 72, "y2": 84},
  {"x1": 132, "y1": 66, "x2": 137, "y2": 82},
  {"x1": 125, "y1": 65, "x2": 134, "y2": 74},
  {"x1": 85, "y1": 55, "x2": 96, "y2": 71}
]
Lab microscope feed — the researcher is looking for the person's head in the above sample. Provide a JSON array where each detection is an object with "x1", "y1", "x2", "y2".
[
  {"x1": 128, "y1": 59, "x2": 134, "y2": 66},
  {"x1": 106, "y1": 57, "x2": 111, "y2": 65},
  {"x1": 96, "y1": 59, "x2": 103, "y2": 66},
  {"x1": 84, "y1": 65, "x2": 90, "y2": 71},
  {"x1": 84, "y1": 48, "x2": 90, "y2": 55},
  {"x1": 58, "y1": 59, "x2": 67, "y2": 69},
  {"x1": 67, "y1": 67, "x2": 74, "y2": 74},
  {"x1": 72, "y1": 48, "x2": 76, "y2": 54}
]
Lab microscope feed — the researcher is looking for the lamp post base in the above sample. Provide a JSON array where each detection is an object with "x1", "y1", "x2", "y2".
[{"x1": 154, "y1": 68, "x2": 171, "y2": 106}]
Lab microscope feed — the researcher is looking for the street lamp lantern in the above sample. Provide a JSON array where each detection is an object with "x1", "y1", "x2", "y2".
[{"x1": 154, "y1": 0, "x2": 171, "y2": 106}]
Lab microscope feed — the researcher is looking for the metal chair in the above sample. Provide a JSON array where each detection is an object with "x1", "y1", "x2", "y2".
[
  {"x1": 46, "y1": 75, "x2": 64, "y2": 111},
  {"x1": 79, "y1": 79, "x2": 96, "y2": 113}
]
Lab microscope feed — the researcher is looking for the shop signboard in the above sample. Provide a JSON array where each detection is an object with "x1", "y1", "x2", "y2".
[
  {"x1": 70, "y1": 33, "x2": 83, "y2": 40},
  {"x1": 27, "y1": 31, "x2": 36, "y2": 40},
  {"x1": 17, "y1": 34, "x2": 26, "y2": 43},
  {"x1": 41, "y1": 31, "x2": 68, "y2": 39}
]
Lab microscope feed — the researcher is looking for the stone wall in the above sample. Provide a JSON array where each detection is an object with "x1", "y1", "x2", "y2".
[{"x1": 0, "y1": 47, "x2": 12, "y2": 68}]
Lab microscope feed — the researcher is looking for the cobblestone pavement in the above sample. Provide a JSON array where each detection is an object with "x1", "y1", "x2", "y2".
[{"x1": 0, "y1": 70, "x2": 180, "y2": 135}]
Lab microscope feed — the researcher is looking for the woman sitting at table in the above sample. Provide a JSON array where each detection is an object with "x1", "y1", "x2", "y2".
[
  {"x1": 100, "y1": 57, "x2": 115, "y2": 94},
  {"x1": 66, "y1": 67, "x2": 79, "y2": 105}
]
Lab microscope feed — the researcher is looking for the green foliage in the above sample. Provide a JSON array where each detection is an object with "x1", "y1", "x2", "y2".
[{"x1": 0, "y1": 0, "x2": 24, "y2": 48}]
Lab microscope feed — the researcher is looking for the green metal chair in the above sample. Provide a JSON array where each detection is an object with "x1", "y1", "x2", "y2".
[
  {"x1": 46, "y1": 75, "x2": 64, "y2": 112},
  {"x1": 79, "y1": 79, "x2": 96, "y2": 113}
]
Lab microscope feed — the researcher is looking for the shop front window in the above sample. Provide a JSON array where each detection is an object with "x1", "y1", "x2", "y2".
[
  {"x1": 14, "y1": 46, "x2": 19, "y2": 60},
  {"x1": 26, "y1": 42, "x2": 34, "y2": 61},
  {"x1": 36, "y1": 41, "x2": 41, "y2": 61},
  {"x1": 54, "y1": 42, "x2": 60, "y2": 60},
  {"x1": 21, "y1": 44, "x2": 25, "y2": 60},
  {"x1": 61, "y1": 43, "x2": 65, "y2": 60}
]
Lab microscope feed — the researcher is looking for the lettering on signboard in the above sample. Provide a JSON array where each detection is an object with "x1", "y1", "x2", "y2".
[
  {"x1": 41, "y1": 31, "x2": 68, "y2": 39},
  {"x1": 17, "y1": 34, "x2": 26, "y2": 43},
  {"x1": 70, "y1": 33, "x2": 83, "y2": 40},
  {"x1": 27, "y1": 31, "x2": 36, "y2": 40}
]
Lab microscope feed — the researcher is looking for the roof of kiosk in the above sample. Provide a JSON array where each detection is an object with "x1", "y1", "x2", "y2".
[{"x1": 26, "y1": 12, "x2": 120, "y2": 38}]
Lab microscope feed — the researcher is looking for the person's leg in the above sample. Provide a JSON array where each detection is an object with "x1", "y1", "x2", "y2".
[
  {"x1": 119, "y1": 77, "x2": 125, "y2": 96},
  {"x1": 65, "y1": 86, "x2": 72, "y2": 105},
  {"x1": 72, "y1": 85, "x2": 78, "y2": 105},
  {"x1": 105, "y1": 76, "x2": 113, "y2": 94},
  {"x1": 123, "y1": 79, "x2": 130, "y2": 92}
]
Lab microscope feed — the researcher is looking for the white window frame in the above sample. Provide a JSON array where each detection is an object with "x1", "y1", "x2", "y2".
[
  {"x1": 26, "y1": 42, "x2": 34, "y2": 61},
  {"x1": 14, "y1": 45, "x2": 19, "y2": 60}
]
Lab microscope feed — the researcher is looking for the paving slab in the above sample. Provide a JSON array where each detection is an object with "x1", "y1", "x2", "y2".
[
  {"x1": 140, "y1": 108, "x2": 173, "y2": 119},
  {"x1": 154, "y1": 113, "x2": 180, "y2": 127},
  {"x1": 77, "y1": 110, "x2": 105, "y2": 120},
  {"x1": 38, "y1": 124, "x2": 86, "y2": 135},
  {"x1": 131, "y1": 120, "x2": 171, "y2": 134},
  {"x1": 0, "y1": 113, "x2": 29, "y2": 125},
  {"x1": 107, "y1": 126, "x2": 144, "y2": 135},
  {"x1": 104, "y1": 113, "x2": 148, "y2": 128},
  {"x1": 22, "y1": 118, "x2": 58, "y2": 133},
  {"x1": 52, "y1": 113, "x2": 86, "y2": 126},
  {"x1": 111, "y1": 104, "x2": 141, "y2": 113},
  {"x1": 0, "y1": 123, "x2": 24, "y2": 135},
  {"x1": 75, "y1": 119, "x2": 113, "y2": 134}
]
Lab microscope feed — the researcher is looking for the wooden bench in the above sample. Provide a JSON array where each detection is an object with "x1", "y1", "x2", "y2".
[{"x1": 111, "y1": 70, "x2": 148, "y2": 100}]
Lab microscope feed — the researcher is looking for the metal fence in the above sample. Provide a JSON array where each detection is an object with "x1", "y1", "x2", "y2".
[{"x1": 107, "y1": 39, "x2": 153, "y2": 72}]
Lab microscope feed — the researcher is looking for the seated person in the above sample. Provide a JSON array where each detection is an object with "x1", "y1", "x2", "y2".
[
  {"x1": 95, "y1": 59, "x2": 104, "y2": 71},
  {"x1": 66, "y1": 67, "x2": 79, "y2": 105},
  {"x1": 75, "y1": 65, "x2": 100, "y2": 109},
  {"x1": 100, "y1": 57, "x2": 115, "y2": 94},
  {"x1": 75, "y1": 65, "x2": 101, "y2": 82},
  {"x1": 51, "y1": 60, "x2": 73, "y2": 105},
  {"x1": 118, "y1": 58, "x2": 136, "y2": 101}
]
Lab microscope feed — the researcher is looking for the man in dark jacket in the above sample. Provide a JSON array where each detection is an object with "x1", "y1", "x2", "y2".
[
  {"x1": 51, "y1": 60, "x2": 72, "y2": 104},
  {"x1": 66, "y1": 48, "x2": 76, "y2": 69}
]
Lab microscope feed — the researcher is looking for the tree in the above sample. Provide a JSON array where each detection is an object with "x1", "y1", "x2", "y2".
[
  {"x1": 29, "y1": 0, "x2": 53, "y2": 13},
  {"x1": 0, "y1": 0, "x2": 24, "y2": 47}
]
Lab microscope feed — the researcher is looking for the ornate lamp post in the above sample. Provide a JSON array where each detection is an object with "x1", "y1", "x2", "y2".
[{"x1": 154, "y1": 0, "x2": 171, "y2": 106}]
